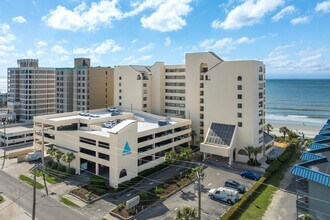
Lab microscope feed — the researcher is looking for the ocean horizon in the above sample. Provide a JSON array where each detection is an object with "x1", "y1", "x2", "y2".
[{"x1": 1, "y1": 77, "x2": 329, "y2": 127}]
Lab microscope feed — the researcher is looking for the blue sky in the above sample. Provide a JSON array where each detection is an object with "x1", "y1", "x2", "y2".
[{"x1": 1, "y1": 0, "x2": 330, "y2": 79}]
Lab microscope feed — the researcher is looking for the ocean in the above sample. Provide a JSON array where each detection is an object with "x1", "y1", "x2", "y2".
[
  {"x1": 266, "y1": 79, "x2": 330, "y2": 127},
  {"x1": 1, "y1": 77, "x2": 329, "y2": 126}
]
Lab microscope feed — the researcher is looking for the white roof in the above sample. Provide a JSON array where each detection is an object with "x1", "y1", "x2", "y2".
[{"x1": 108, "y1": 119, "x2": 136, "y2": 134}]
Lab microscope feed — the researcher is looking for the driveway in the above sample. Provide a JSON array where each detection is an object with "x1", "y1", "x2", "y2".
[{"x1": 135, "y1": 165, "x2": 255, "y2": 220}]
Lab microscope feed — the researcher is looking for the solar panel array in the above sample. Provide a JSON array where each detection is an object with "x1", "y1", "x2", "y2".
[{"x1": 205, "y1": 123, "x2": 235, "y2": 146}]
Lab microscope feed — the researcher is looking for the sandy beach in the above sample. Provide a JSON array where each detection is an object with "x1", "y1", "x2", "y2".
[{"x1": 270, "y1": 123, "x2": 322, "y2": 139}]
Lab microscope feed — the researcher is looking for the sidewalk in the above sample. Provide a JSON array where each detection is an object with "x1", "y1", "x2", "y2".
[{"x1": 0, "y1": 195, "x2": 33, "y2": 220}]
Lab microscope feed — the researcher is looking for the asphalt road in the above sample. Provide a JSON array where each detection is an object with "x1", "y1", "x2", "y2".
[
  {"x1": 0, "y1": 170, "x2": 88, "y2": 220},
  {"x1": 135, "y1": 165, "x2": 255, "y2": 220}
]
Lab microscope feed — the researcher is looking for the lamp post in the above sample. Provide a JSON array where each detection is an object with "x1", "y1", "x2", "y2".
[{"x1": 1, "y1": 117, "x2": 7, "y2": 169}]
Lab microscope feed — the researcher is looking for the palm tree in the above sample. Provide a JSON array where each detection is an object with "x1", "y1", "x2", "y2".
[
  {"x1": 244, "y1": 146, "x2": 255, "y2": 161},
  {"x1": 265, "y1": 123, "x2": 273, "y2": 134},
  {"x1": 279, "y1": 126, "x2": 290, "y2": 139},
  {"x1": 61, "y1": 152, "x2": 75, "y2": 168},
  {"x1": 176, "y1": 207, "x2": 198, "y2": 220},
  {"x1": 179, "y1": 148, "x2": 193, "y2": 161},
  {"x1": 165, "y1": 150, "x2": 179, "y2": 164},
  {"x1": 253, "y1": 147, "x2": 262, "y2": 162},
  {"x1": 53, "y1": 148, "x2": 64, "y2": 164}
]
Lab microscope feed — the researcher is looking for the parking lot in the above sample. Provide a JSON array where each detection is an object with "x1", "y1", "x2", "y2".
[{"x1": 136, "y1": 164, "x2": 256, "y2": 220}]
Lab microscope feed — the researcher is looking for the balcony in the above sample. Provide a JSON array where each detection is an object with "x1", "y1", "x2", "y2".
[{"x1": 296, "y1": 178, "x2": 309, "y2": 195}]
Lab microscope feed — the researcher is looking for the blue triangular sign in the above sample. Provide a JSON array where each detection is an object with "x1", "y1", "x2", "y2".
[{"x1": 123, "y1": 141, "x2": 131, "y2": 155}]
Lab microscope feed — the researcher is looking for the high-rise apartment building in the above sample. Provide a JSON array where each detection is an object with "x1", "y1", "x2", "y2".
[
  {"x1": 7, "y1": 59, "x2": 55, "y2": 122},
  {"x1": 113, "y1": 52, "x2": 273, "y2": 164},
  {"x1": 56, "y1": 58, "x2": 114, "y2": 113}
]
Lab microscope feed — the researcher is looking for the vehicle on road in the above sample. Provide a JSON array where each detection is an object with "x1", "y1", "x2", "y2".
[
  {"x1": 224, "y1": 179, "x2": 246, "y2": 193},
  {"x1": 208, "y1": 187, "x2": 239, "y2": 204},
  {"x1": 240, "y1": 171, "x2": 261, "y2": 180}
]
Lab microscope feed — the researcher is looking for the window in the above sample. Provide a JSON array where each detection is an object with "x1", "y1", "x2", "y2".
[
  {"x1": 237, "y1": 85, "x2": 242, "y2": 90},
  {"x1": 119, "y1": 96, "x2": 121, "y2": 100},
  {"x1": 237, "y1": 94, "x2": 242, "y2": 99},
  {"x1": 143, "y1": 97, "x2": 147, "y2": 101},
  {"x1": 238, "y1": 103, "x2": 242, "y2": 108},
  {"x1": 143, "y1": 83, "x2": 147, "y2": 87},
  {"x1": 237, "y1": 76, "x2": 242, "y2": 81},
  {"x1": 98, "y1": 153, "x2": 110, "y2": 161},
  {"x1": 119, "y1": 89, "x2": 122, "y2": 93},
  {"x1": 119, "y1": 102, "x2": 122, "y2": 106},
  {"x1": 238, "y1": 149, "x2": 248, "y2": 156},
  {"x1": 200, "y1": 83, "x2": 204, "y2": 88},
  {"x1": 143, "y1": 104, "x2": 147, "y2": 108},
  {"x1": 119, "y1": 169, "x2": 127, "y2": 178},
  {"x1": 119, "y1": 83, "x2": 121, "y2": 86},
  {"x1": 237, "y1": 113, "x2": 242, "y2": 118},
  {"x1": 119, "y1": 76, "x2": 122, "y2": 80},
  {"x1": 238, "y1": 122, "x2": 242, "y2": 127}
]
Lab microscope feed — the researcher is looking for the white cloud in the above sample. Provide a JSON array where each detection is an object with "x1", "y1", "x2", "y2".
[
  {"x1": 315, "y1": 1, "x2": 330, "y2": 13},
  {"x1": 0, "y1": 45, "x2": 15, "y2": 51},
  {"x1": 140, "y1": 0, "x2": 192, "y2": 32},
  {"x1": 137, "y1": 43, "x2": 154, "y2": 52},
  {"x1": 291, "y1": 16, "x2": 310, "y2": 25},
  {"x1": 164, "y1": 37, "x2": 171, "y2": 47},
  {"x1": 0, "y1": 23, "x2": 16, "y2": 44},
  {"x1": 42, "y1": 0, "x2": 123, "y2": 31},
  {"x1": 272, "y1": 6, "x2": 296, "y2": 21},
  {"x1": 35, "y1": 41, "x2": 48, "y2": 48},
  {"x1": 12, "y1": 16, "x2": 27, "y2": 23},
  {"x1": 131, "y1": 39, "x2": 138, "y2": 44},
  {"x1": 199, "y1": 34, "x2": 274, "y2": 53},
  {"x1": 51, "y1": 45, "x2": 69, "y2": 55},
  {"x1": 73, "y1": 39, "x2": 123, "y2": 55},
  {"x1": 212, "y1": 0, "x2": 284, "y2": 30},
  {"x1": 122, "y1": 54, "x2": 153, "y2": 64}
]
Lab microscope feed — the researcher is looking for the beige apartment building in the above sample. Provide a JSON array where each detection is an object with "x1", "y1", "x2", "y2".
[
  {"x1": 113, "y1": 52, "x2": 273, "y2": 164},
  {"x1": 33, "y1": 108, "x2": 191, "y2": 188},
  {"x1": 7, "y1": 59, "x2": 55, "y2": 122},
  {"x1": 56, "y1": 58, "x2": 114, "y2": 113}
]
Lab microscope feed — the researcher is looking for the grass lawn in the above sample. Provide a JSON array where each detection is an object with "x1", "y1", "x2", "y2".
[
  {"x1": 19, "y1": 175, "x2": 44, "y2": 189},
  {"x1": 60, "y1": 197, "x2": 80, "y2": 208},
  {"x1": 0, "y1": 194, "x2": 4, "y2": 202},
  {"x1": 34, "y1": 170, "x2": 60, "y2": 184},
  {"x1": 235, "y1": 149, "x2": 300, "y2": 220}
]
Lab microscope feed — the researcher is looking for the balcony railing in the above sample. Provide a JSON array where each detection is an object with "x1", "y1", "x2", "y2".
[
  {"x1": 296, "y1": 196, "x2": 309, "y2": 213},
  {"x1": 296, "y1": 178, "x2": 309, "y2": 194}
]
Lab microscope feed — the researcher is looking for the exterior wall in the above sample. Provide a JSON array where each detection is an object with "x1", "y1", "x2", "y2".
[
  {"x1": 7, "y1": 59, "x2": 55, "y2": 122},
  {"x1": 56, "y1": 68, "x2": 74, "y2": 113},
  {"x1": 308, "y1": 181, "x2": 330, "y2": 220},
  {"x1": 73, "y1": 67, "x2": 89, "y2": 111},
  {"x1": 88, "y1": 67, "x2": 114, "y2": 110},
  {"x1": 114, "y1": 66, "x2": 146, "y2": 111},
  {"x1": 150, "y1": 62, "x2": 165, "y2": 115},
  {"x1": 0, "y1": 127, "x2": 34, "y2": 148}
]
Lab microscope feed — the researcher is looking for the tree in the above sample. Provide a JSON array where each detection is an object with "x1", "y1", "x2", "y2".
[
  {"x1": 53, "y1": 148, "x2": 64, "y2": 164},
  {"x1": 244, "y1": 146, "x2": 255, "y2": 161},
  {"x1": 279, "y1": 127, "x2": 290, "y2": 139},
  {"x1": 165, "y1": 150, "x2": 179, "y2": 164},
  {"x1": 179, "y1": 148, "x2": 193, "y2": 161},
  {"x1": 265, "y1": 123, "x2": 273, "y2": 134},
  {"x1": 61, "y1": 152, "x2": 75, "y2": 168},
  {"x1": 253, "y1": 147, "x2": 262, "y2": 162},
  {"x1": 176, "y1": 207, "x2": 198, "y2": 220}
]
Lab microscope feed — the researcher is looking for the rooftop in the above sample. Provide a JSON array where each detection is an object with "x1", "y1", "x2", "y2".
[
  {"x1": 204, "y1": 123, "x2": 236, "y2": 146},
  {"x1": 0, "y1": 125, "x2": 33, "y2": 134}
]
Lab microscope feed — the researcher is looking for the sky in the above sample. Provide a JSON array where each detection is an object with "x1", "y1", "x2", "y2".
[{"x1": 1, "y1": 0, "x2": 330, "y2": 79}]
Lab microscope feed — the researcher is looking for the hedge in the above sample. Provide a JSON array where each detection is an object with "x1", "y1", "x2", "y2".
[
  {"x1": 221, "y1": 177, "x2": 267, "y2": 220},
  {"x1": 265, "y1": 160, "x2": 283, "y2": 173},
  {"x1": 277, "y1": 150, "x2": 293, "y2": 162}
]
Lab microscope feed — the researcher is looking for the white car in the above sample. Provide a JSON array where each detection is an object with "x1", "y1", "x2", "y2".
[{"x1": 208, "y1": 187, "x2": 239, "y2": 204}]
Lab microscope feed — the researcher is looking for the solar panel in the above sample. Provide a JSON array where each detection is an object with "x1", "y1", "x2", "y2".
[{"x1": 205, "y1": 123, "x2": 235, "y2": 146}]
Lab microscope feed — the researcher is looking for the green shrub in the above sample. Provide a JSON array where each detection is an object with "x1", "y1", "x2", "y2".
[
  {"x1": 87, "y1": 186, "x2": 106, "y2": 195},
  {"x1": 66, "y1": 167, "x2": 76, "y2": 175},
  {"x1": 58, "y1": 165, "x2": 66, "y2": 172},
  {"x1": 266, "y1": 160, "x2": 283, "y2": 173},
  {"x1": 221, "y1": 177, "x2": 266, "y2": 220},
  {"x1": 277, "y1": 150, "x2": 292, "y2": 162},
  {"x1": 154, "y1": 187, "x2": 164, "y2": 195},
  {"x1": 46, "y1": 160, "x2": 53, "y2": 168},
  {"x1": 0, "y1": 194, "x2": 4, "y2": 202},
  {"x1": 117, "y1": 202, "x2": 125, "y2": 211},
  {"x1": 138, "y1": 192, "x2": 149, "y2": 200},
  {"x1": 90, "y1": 175, "x2": 106, "y2": 189},
  {"x1": 51, "y1": 162, "x2": 58, "y2": 170}
]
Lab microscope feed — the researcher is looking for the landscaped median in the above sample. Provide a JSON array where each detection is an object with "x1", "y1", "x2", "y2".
[
  {"x1": 19, "y1": 175, "x2": 44, "y2": 189},
  {"x1": 60, "y1": 196, "x2": 80, "y2": 208},
  {"x1": 221, "y1": 144, "x2": 300, "y2": 220}
]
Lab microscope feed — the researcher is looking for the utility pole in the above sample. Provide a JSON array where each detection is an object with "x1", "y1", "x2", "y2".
[
  {"x1": 41, "y1": 124, "x2": 48, "y2": 195},
  {"x1": 196, "y1": 171, "x2": 202, "y2": 220},
  {"x1": 1, "y1": 117, "x2": 7, "y2": 169},
  {"x1": 29, "y1": 163, "x2": 44, "y2": 220}
]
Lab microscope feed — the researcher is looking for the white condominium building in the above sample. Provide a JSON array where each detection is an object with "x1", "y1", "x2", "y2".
[
  {"x1": 56, "y1": 58, "x2": 114, "y2": 113},
  {"x1": 7, "y1": 59, "x2": 55, "y2": 122},
  {"x1": 114, "y1": 52, "x2": 273, "y2": 164},
  {"x1": 33, "y1": 108, "x2": 191, "y2": 188}
]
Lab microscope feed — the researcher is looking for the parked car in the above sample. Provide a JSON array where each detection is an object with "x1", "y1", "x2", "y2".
[
  {"x1": 208, "y1": 187, "x2": 240, "y2": 204},
  {"x1": 266, "y1": 155, "x2": 277, "y2": 164},
  {"x1": 28, "y1": 150, "x2": 42, "y2": 162},
  {"x1": 224, "y1": 179, "x2": 246, "y2": 193},
  {"x1": 240, "y1": 171, "x2": 261, "y2": 180}
]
